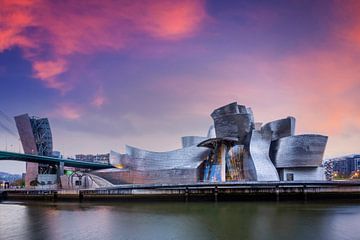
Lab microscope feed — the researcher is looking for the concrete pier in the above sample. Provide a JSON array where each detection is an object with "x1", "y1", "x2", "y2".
[{"x1": 2, "y1": 181, "x2": 360, "y2": 202}]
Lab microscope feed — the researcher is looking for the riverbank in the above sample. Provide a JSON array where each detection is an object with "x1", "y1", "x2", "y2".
[{"x1": 1, "y1": 181, "x2": 360, "y2": 202}]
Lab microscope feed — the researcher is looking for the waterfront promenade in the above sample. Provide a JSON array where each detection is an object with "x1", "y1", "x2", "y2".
[{"x1": 2, "y1": 181, "x2": 360, "y2": 202}]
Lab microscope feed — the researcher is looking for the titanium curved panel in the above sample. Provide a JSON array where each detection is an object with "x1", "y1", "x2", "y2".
[
  {"x1": 91, "y1": 168, "x2": 131, "y2": 185},
  {"x1": 211, "y1": 102, "x2": 254, "y2": 141},
  {"x1": 212, "y1": 113, "x2": 253, "y2": 140},
  {"x1": 181, "y1": 136, "x2": 208, "y2": 148},
  {"x1": 207, "y1": 125, "x2": 216, "y2": 138},
  {"x1": 211, "y1": 102, "x2": 242, "y2": 117},
  {"x1": 270, "y1": 134, "x2": 328, "y2": 168},
  {"x1": 262, "y1": 117, "x2": 295, "y2": 141},
  {"x1": 92, "y1": 168, "x2": 199, "y2": 185},
  {"x1": 109, "y1": 150, "x2": 130, "y2": 168},
  {"x1": 246, "y1": 107, "x2": 255, "y2": 123},
  {"x1": 125, "y1": 145, "x2": 210, "y2": 171},
  {"x1": 109, "y1": 150, "x2": 121, "y2": 166},
  {"x1": 246, "y1": 130, "x2": 280, "y2": 181}
]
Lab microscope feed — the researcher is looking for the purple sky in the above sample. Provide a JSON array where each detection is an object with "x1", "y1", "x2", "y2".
[{"x1": 1, "y1": 0, "x2": 360, "y2": 174}]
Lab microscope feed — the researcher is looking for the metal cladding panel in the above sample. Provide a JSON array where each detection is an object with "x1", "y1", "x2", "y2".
[
  {"x1": 262, "y1": 117, "x2": 296, "y2": 141},
  {"x1": 202, "y1": 143, "x2": 227, "y2": 182},
  {"x1": 211, "y1": 102, "x2": 254, "y2": 141},
  {"x1": 15, "y1": 114, "x2": 39, "y2": 187},
  {"x1": 125, "y1": 145, "x2": 210, "y2": 171},
  {"x1": 181, "y1": 136, "x2": 208, "y2": 148},
  {"x1": 225, "y1": 145, "x2": 246, "y2": 181},
  {"x1": 211, "y1": 102, "x2": 253, "y2": 118},
  {"x1": 109, "y1": 150, "x2": 129, "y2": 167},
  {"x1": 15, "y1": 114, "x2": 54, "y2": 187},
  {"x1": 207, "y1": 125, "x2": 216, "y2": 138},
  {"x1": 14, "y1": 114, "x2": 38, "y2": 154},
  {"x1": 211, "y1": 102, "x2": 241, "y2": 117},
  {"x1": 212, "y1": 113, "x2": 253, "y2": 140},
  {"x1": 247, "y1": 130, "x2": 280, "y2": 181},
  {"x1": 270, "y1": 134, "x2": 328, "y2": 168},
  {"x1": 109, "y1": 150, "x2": 121, "y2": 165},
  {"x1": 134, "y1": 168, "x2": 199, "y2": 184},
  {"x1": 30, "y1": 117, "x2": 53, "y2": 156},
  {"x1": 93, "y1": 169, "x2": 131, "y2": 184},
  {"x1": 14, "y1": 114, "x2": 53, "y2": 156},
  {"x1": 92, "y1": 168, "x2": 198, "y2": 184}
]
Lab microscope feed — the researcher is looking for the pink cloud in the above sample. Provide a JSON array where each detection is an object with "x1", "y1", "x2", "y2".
[
  {"x1": 91, "y1": 88, "x2": 107, "y2": 108},
  {"x1": 0, "y1": 0, "x2": 207, "y2": 92},
  {"x1": 52, "y1": 104, "x2": 82, "y2": 120},
  {"x1": 139, "y1": 1, "x2": 207, "y2": 39},
  {"x1": 32, "y1": 59, "x2": 70, "y2": 93},
  {"x1": 151, "y1": 48, "x2": 360, "y2": 135},
  {"x1": 334, "y1": 0, "x2": 360, "y2": 49}
]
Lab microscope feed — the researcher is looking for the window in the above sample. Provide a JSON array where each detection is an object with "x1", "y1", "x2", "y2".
[
  {"x1": 75, "y1": 180, "x2": 82, "y2": 186},
  {"x1": 286, "y1": 173, "x2": 294, "y2": 181}
]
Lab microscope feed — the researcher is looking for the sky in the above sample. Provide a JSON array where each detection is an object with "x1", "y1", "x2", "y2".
[{"x1": 0, "y1": 0, "x2": 359, "y2": 174}]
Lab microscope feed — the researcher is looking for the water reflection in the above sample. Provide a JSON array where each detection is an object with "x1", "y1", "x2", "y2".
[{"x1": 1, "y1": 201, "x2": 360, "y2": 240}]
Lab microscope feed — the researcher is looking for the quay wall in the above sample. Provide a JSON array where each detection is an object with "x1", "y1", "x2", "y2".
[{"x1": 2, "y1": 181, "x2": 360, "y2": 202}]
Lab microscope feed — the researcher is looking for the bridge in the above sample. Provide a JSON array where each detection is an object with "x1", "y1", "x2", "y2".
[{"x1": 0, "y1": 151, "x2": 114, "y2": 170}]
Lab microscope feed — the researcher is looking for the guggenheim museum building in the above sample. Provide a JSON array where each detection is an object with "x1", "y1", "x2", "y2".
[
  {"x1": 93, "y1": 102, "x2": 328, "y2": 185},
  {"x1": 14, "y1": 102, "x2": 328, "y2": 187}
]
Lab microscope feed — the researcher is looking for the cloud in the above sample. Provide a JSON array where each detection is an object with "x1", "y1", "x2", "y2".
[
  {"x1": 334, "y1": 0, "x2": 360, "y2": 45},
  {"x1": 0, "y1": 0, "x2": 207, "y2": 91},
  {"x1": 148, "y1": 47, "x2": 360, "y2": 135},
  {"x1": 91, "y1": 87, "x2": 107, "y2": 108},
  {"x1": 32, "y1": 59, "x2": 70, "y2": 92},
  {"x1": 139, "y1": 1, "x2": 206, "y2": 39},
  {"x1": 51, "y1": 104, "x2": 82, "y2": 120}
]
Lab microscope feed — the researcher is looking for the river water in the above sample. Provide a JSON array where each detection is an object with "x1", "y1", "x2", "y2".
[{"x1": 1, "y1": 200, "x2": 360, "y2": 240}]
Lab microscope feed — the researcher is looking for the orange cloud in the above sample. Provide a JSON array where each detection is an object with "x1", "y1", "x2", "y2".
[
  {"x1": 0, "y1": 0, "x2": 207, "y2": 91},
  {"x1": 32, "y1": 59, "x2": 70, "y2": 92},
  {"x1": 141, "y1": 1, "x2": 206, "y2": 39}
]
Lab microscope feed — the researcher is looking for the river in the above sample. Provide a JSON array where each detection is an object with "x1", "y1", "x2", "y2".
[{"x1": 1, "y1": 200, "x2": 360, "y2": 240}]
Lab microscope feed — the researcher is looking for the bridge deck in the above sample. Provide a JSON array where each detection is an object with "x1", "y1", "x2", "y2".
[{"x1": 0, "y1": 150, "x2": 113, "y2": 170}]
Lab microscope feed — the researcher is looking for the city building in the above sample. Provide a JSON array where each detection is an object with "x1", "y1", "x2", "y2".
[
  {"x1": 75, "y1": 154, "x2": 110, "y2": 164},
  {"x1": 327, "y1": 155, "x2": 360, "y2": 179},
  {"x1": 14, "y1": 114, "x2": 55, "y2": 187}
]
